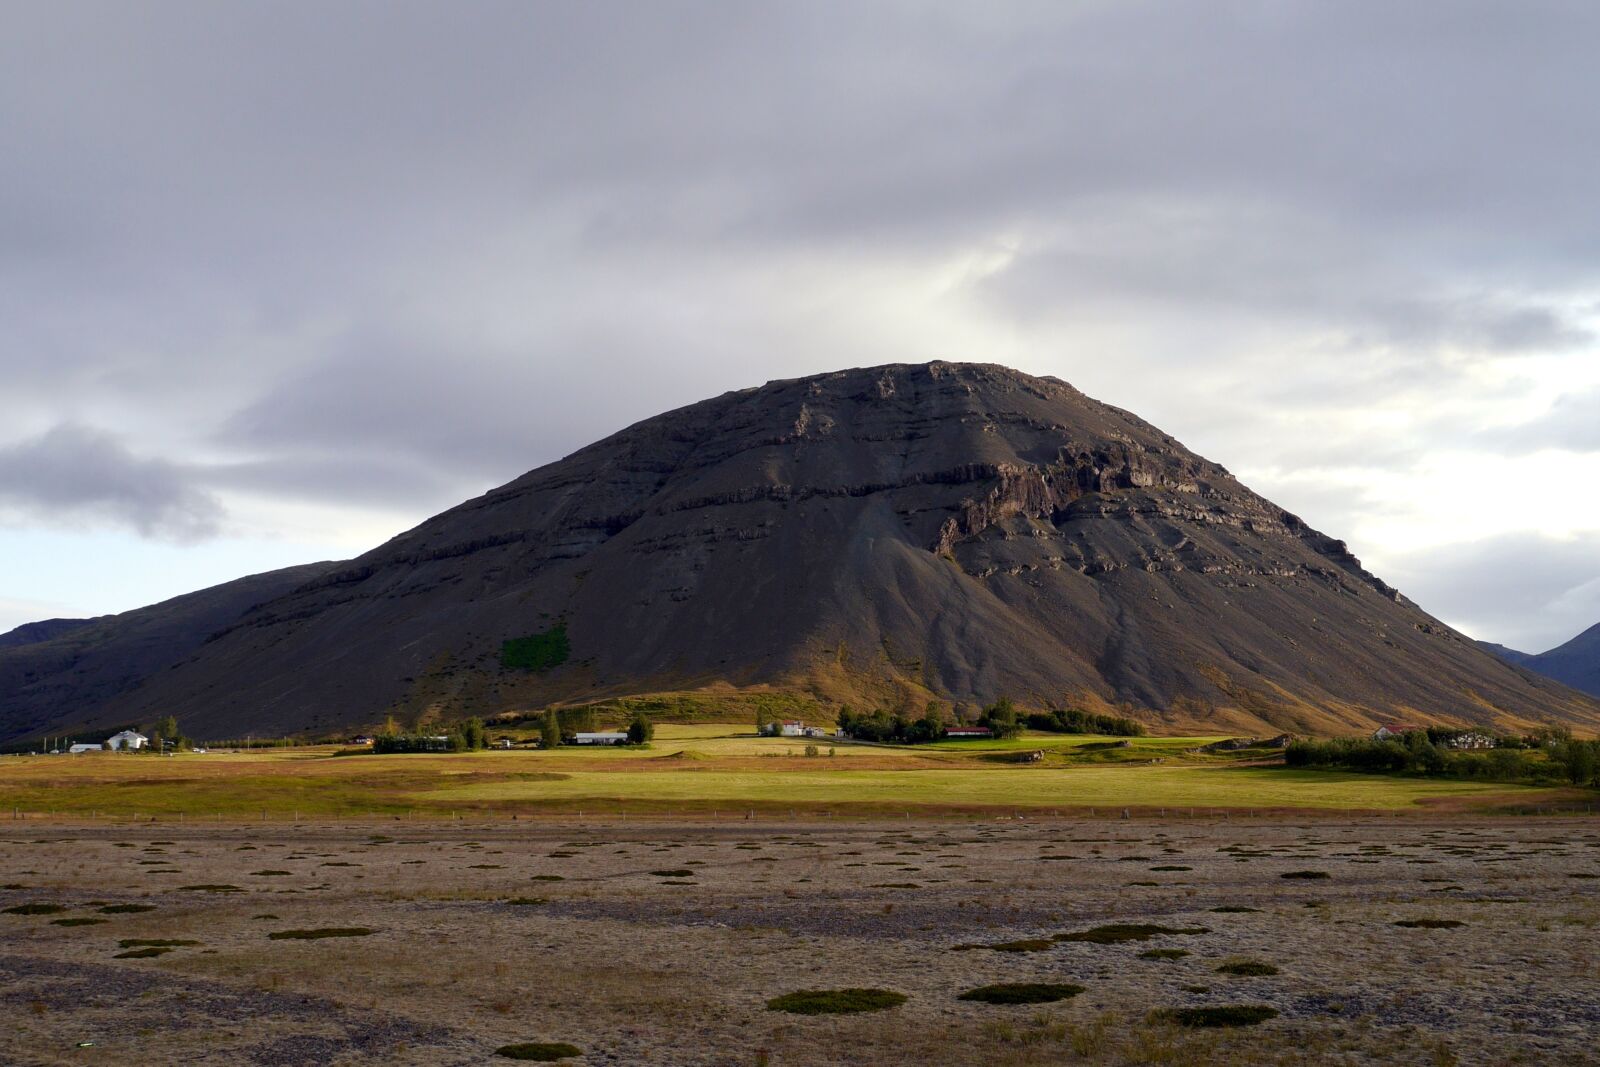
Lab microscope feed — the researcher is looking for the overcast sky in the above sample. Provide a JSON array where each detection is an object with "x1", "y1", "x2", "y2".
[{"x1": 3, "y1": 1, "x2": 1599, "y2": 653}]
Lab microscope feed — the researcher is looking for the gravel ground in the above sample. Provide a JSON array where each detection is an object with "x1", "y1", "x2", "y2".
[{"x1": 1, "y1": 815, "x2": 1597, "y2": 1065}]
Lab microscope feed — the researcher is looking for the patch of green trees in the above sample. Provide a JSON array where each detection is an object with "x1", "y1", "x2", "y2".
[
  {"x1": 835, "y1": 697, "x2": 1135, "y2": 744},
  {"x1": 1285, "y1": 730, "x2": 1600, "y2": 787}
]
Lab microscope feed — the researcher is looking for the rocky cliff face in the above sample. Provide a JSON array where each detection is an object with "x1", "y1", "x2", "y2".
[{"x1": 7, "y1": 362, "x2": 1597, "y2": 741}]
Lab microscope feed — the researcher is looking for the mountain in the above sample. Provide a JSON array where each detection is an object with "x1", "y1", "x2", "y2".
[
  {"x1": 1480, "y1": 624, "x2": 1600, "y2": 698},
  {"x1": 4, "y1": 362, "x2": 1596, "y2": 743},
  {"x1": 0, "y1": 563, "x2": 336, "y2": 744},
  {"x1": 0, "y1": 618, "x2": 95, "y2": 650}
]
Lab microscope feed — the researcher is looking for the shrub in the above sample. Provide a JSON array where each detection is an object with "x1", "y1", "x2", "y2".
[
  {"x1": 766, "y1": 988, "x2": 907, "y2": 1014},
  {"x1": 958, "y1": 982, "x2": 1084, "y2": 1005},
  {"x1": 51, "y1": 918, "x2": 107, "y2": 927},
  {"x1": 1055, "y1": 923, "x2": 1207, "y2": 943},
  {"x1": 1216, "y1": 961, "x2": 1278, "y2": 976},
  {"x1": 494, "y1": 1043, "x2": 582, "y2": 1061},
  {"x1": 1394, "y1": 919, "x2": 1465, "y2": 929},
  {"x1": 1140, "y1": 949, "x2": 1189, "y2": 960},
  {"x1": 2, "y1": 903, "x2": 64, "y2": 915},
  {"x1": 267, "y1": 927, "x2": 375, "y2": 940},
  {"x1": 1281, "y1": 871, "x2": 1329, "y2": 880},
  {"x1": 1164, "y1": 1005, "x2": 1278, "y2": 1028},
  {"x1": 97, "y1": 904, "x2": 157, "y2": 914}
]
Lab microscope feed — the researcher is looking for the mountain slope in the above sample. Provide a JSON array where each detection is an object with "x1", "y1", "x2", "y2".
[
  {"x1": 7, "y1": 362, "x2": 1597, "y2": 741},
  {"x1": 0, "y1": 618, "x2": 95, "y2": 650},
  {"x1": 0, "y1": 563, "x2": 337, "y2": 743},
  {"x1": 1482, "y1": 624, "x2": 1600, "y2": 698}
]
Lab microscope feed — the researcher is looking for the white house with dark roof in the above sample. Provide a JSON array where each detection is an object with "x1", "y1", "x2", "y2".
[{"x1": 106, "y1": 730, "x2": 148, "y2": 751}]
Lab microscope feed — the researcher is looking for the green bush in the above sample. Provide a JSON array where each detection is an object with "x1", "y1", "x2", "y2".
[
  {"x1": 501, "y1": 624, "x2": 571, "y2": 673},
  {"x1": 267, "y1": 927, "x2": 375, "y2": 940},
  {"x1": 1055, "y1": 923, "x2": 1207, "y2": 943},
  {"x1": 1164, "y1": 1005, "x2": 1278, "y2": 1028},
  {"x1": 766, "y1": 988, "x2": 907, "y2": 1014},
  {"x1": 958, "y1": 982, "x2": 1084, "y2": 1004},
  {"x1": 1216, "y1": 960, "x2": 1278, "y2": 976}
]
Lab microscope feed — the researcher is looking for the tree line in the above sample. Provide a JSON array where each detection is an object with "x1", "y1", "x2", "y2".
[
  {"x1": 835, "y1": 697, "x2": 1144, "y2": 743},
  {"x1": 1285, "y1": 728, "x2": 1600, "y2": 786}
]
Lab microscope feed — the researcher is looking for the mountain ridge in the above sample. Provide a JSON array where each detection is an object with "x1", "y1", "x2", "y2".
[
  {"x1": 1479, "y1": 623, "x2": 1600, "y2": 698},
  {"x1": 4, "y1": 361, "x2": 1596, "y2": 742}
]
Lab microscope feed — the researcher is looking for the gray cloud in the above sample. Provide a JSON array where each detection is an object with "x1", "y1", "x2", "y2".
[
  {"x1": 0, "y1": 2, "x2": 1598, "y2": 642},
  {"x1": 0, "y1": 425, "x2": 222, "y2": 542},
  {"x1": 1380, "y1": 533, "x2": 1600, "y2": 654}
]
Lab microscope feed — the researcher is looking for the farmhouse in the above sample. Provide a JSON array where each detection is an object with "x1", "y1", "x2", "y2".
[
  {"x1": 105, "y1": 730, "x2": 148, "y2": 751},
  {"x1": 68, "y1": 743, "x2": 103, "y2": 754},
  {"x1": 945, "y1": 726, "x2": 994, "y2": 739},
  {"x1": 1443, "y1": 731, "x2": 1497, "y2": 750},
  {"x1": 761, "y1": 720, "x2": 808, "y2": 737},
  {"x1": 574, "y1": 731, "x2": 629, "y2": 745},
  {"x1": 1371, "y1": 723, "x2": 1423, "y2": 742}
]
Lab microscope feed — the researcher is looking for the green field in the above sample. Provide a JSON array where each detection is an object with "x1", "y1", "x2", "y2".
[{"x1": 0, "y1": 724, "x2": 1563, "y2": 818}]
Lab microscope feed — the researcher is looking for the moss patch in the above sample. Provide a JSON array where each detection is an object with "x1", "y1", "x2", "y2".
[
  {"x1": 500, "y1": 625, "x2": 570, "y2": 673},
  {"x1": 1216, "y1": 960, "x2": 1278, "y2": 976},
  {"x1": 766, "y1": 988, "x2": 907, "y2": 1014},
  {"x1": 267, "y1": 927, "x2": 375, "y2": 940},
  {"x1": 97, "y1": 904, "x2": 157, "y2": 914},
  {"x1": 51, "y1": 917, "x2": 107, "y2": 927},
  {"x1": 1055, "y1": 923, "x2": 1206, "y2": 944},
  {"x1": 1394, "y1": 919, "x2": 1465, "y2": 929},
  {"x1": 2, "y1": 902, "x2": 65, "y2": 915},
  {"x1": 494, "y1": 1043, "x2": 582, "y2": 1061},
  {"x1": 958, "y1": 982, "x2": 1084, "y2": 1005},
  {"x1": 1281, "y1": 870, "x2": 1330, "y2": 880},
  {"x1": 1140, "y1": 948, "x2": 1190, "y2": 960},
  {"x1": 1164, "y1": 1005, "x2": 1278, "y2": 1028}
]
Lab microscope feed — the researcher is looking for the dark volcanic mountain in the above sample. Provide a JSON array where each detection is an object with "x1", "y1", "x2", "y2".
[
  {"x1": 1480, "y1": 624, "x2": 1600, "y2": 699},
  {"x1": 5, "y1": 362, "x2": 1597, "y2": 742},
  {"x1": 0, "y1": 563, "x2": 335, "y2": 743}
]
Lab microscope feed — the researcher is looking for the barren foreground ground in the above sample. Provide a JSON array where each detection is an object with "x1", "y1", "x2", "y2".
[{"x1": 1, "y1": 816, "x2": 1597, "y2": 1066}]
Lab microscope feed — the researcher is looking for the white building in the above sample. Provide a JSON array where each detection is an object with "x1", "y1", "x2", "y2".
[
  {"x1": 68, "y1": 743, "x2": 103, "y2": 754},
  {"x1": 106, "y1": 730, "x2": 148, "y2": 751},
  {"x1": 573, "y1": 732, "x2": 628, "y2": 745}
]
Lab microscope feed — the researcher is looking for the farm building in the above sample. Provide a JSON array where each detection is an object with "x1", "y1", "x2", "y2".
[
  {"x1": 945, "y1": 726, "x2": 994, "y2": 739},
  {"x1": 1442, "y1": 732, "x2": 1497, "y2": 750},
  {"x1": 68, "y1": 743, "x2": 103, "y2": 754},
  {"x1": 573, "y1": 732, "x2": 629, "y2": 745},
  {"x1": 1371, "y1": 723, "x2": 1423, "y2": 742},
  {"x1": 761, "y1": 720, "x2": 808, "y2": 737},
  {"x1": 106, "y1": 730, "x2": 148, "y2": 751}
]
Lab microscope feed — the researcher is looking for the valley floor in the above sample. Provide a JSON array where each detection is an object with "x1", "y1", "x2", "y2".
[{"x1": 0, "y1": 815, "x2": 1597, "y2": 1066}]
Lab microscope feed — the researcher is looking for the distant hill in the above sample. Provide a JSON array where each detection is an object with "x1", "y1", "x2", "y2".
[
  {"x1": 0, "y1": 563, "x2": 337, "y2": 743},
  {"x1": 0, "y1": 618, "x2": 96, "y2": 650},
  {"x1": 1480, "y1": 624, "x2": 1600, "y2": 698},
  {"x1": 3, "y1": 362, "x2": 1597, "y2": 744}
]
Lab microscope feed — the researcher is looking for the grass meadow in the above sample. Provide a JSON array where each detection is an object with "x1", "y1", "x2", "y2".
[{"x1": 0, "y1": 725, "x2": 1564, "y2": 819}]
